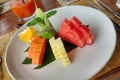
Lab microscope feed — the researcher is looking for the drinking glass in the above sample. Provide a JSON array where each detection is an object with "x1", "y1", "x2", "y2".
[{"x1": 9, "y1": 0, "x2": 36, "y2": 21}]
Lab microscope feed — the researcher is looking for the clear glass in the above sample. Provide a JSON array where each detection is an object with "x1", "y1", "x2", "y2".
[{"x1": 9, "y1": 0, "x2": 37, "y2": 21}]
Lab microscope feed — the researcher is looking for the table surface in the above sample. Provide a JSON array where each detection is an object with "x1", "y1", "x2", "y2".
[{"x1": 1, "y1": 0, "x2": 120, "y2": 80}]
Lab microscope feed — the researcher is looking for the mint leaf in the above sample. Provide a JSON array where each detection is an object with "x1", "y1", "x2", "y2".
[
  {"x1": 46, "y1": 10, "x2": 57, "y2": 18},
  {"x1": 27, "y1": 20, "x2": 36, "y2": 27},
  {"x1": 27, "y1": 17, "x2": 42, "y2": 27}
]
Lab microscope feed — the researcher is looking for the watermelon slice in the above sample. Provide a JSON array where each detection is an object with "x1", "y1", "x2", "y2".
[{"x1": 59, "y1": 18, "x2": 85, "y2": 48}]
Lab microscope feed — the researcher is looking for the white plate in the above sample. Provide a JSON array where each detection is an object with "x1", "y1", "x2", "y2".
[{"x1": 5, "y1": 6, "x2": 116, "y2": 80}]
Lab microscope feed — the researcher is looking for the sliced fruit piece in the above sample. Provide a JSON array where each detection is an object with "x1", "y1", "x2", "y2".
[
  {"x1": 55, "y1": 37, "x2": 71, "y2": 65},
  {"x1": 58, "y1": 18, "x2": 85, "y2": 48},
  {"x1": 49, "y1": 37, "x2": 60, "y2": 60},
  {"x1": 70, "y1": 16, "x2": 82, "y2": 28},
  {"x1": 58, "y1": 18, "x2": 73, "y2": 43},
  {"x1": 70, "y1": 26, "x2": 86, "y2": 47},
  {"x1": 28, "y1": 36, "x2": 46, "y2": 65},
  {"x1": 49, "y1": 36, "x2": 71, "y2": 65},
  {"x1": 70, "y1": 16, "x2": 94, "y2": 45},
  {"x1": 78, "y1": 25, "x2": 94, "y2": 45},
  {"x1": 18, "y1": 26, "x2": 35, "y2": 42}
]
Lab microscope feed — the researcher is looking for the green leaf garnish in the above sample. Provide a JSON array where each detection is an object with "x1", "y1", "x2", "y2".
[
  {"x1": 22, "y1": 57, "x2": 32, "y2": 64},
  {"x1": 27, "y1": 17, "x2": 42, "y2": 27},
  {"x1": 62, "y1": 40, "x2": 77, "y2": 52},
  {"x1": 24, "y1": 46, "x2": 30, "y2": 52},
  {"x1": 46, "y1": 10, "x2": 57, "y2": 18}
]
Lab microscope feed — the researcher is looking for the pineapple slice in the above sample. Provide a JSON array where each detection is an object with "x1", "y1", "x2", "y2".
[
  {"x1": 49, "y1": 36, "x2": 71, "y2": 66},
  {"x1": 18, "y1": 27, "x2": 35, "y2": 42},
  {"x1": 49, "y1": 37, "x2": 61, "y2": 60}
]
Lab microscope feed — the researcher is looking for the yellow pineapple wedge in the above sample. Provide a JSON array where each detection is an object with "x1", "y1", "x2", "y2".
[
  {"x1": 49, "y1": 37, "x2": 61, "y2": 60},
  {"x1": 49, "y1": 36, "x2": 71, "y2": 66}
]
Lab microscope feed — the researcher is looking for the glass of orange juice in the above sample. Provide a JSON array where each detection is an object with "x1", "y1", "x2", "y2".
[{"x1": 9, "y1": 0, "x2": 36, "y2": 21}]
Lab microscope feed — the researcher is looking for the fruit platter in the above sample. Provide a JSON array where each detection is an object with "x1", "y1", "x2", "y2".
[{"x1": 5, "y1": 6, "x2": 116, "y2": 80}]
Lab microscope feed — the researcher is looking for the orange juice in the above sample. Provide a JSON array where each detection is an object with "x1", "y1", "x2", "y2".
[{"x1": 11, "y1": 0, "x2": 36, "y2": 18}]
